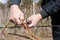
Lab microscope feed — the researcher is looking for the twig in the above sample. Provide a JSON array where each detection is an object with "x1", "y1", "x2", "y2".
[
  {"x1": 21, "y1": 20, "x2": 41, "y2": 40},
  {"x1": 2, "y1": 19, "x2": 42, "y2": 40},
  {"x1": 2, "y1": 21, "x2": 10, "y2": 34},
  {"x1": 2, "y1": 21, "x2": 13, "y2": 40}
]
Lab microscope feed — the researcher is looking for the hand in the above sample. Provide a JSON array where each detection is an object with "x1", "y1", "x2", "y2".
[
  {"x1": 27, "y1": 14, "x2": 42, "y2": 27},
  {"x1": 9, "y1": 5, "x2": 24, "y2": 25}
]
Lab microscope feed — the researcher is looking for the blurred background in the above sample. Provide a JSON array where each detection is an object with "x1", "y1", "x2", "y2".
[{"x1": 0, "y1": 0, "x2": 53, "y2": 40}]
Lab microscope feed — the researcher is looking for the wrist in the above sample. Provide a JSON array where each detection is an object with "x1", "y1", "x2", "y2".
[
  {"x1": 10, "y1": 5, "x2": 19, "y2": 8},
  {"x1": 10, "y1": 5, "x2": 21, "y2": 11}
]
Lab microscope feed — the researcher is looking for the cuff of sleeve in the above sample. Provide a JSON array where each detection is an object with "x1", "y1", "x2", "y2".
[
  {"x1": 9, "y1": 0, "x2": 21, "y2": 8},
  {"x1": 40, "y1": 9, "x2": 49, "y2": 19}
]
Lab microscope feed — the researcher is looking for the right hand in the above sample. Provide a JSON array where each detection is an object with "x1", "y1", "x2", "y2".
[
  {"x1": 25, "y1": 14, "x2": 42, "y2": 27},
  {"x1": 9, "y1": 5, "x2": 24, "y2": 25}
]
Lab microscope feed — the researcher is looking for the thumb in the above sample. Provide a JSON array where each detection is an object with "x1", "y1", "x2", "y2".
[
  {"x1": 28, "y1": 23, "x2": 34, "y2": 28},
  {"x1": 20, "y1": 14, "x2": 24, "y2": 20}
]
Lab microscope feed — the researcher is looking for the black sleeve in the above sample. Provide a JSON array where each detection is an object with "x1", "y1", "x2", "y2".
[
  {"x1": 40, "y1": 0, "x2": 60, "y2": 19},
  {"x1": 9, "y1": 0, "x2": 21, "y2": 7}
]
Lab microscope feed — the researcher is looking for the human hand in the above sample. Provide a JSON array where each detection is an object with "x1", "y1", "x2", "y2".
[
  {"x1": 26, "y1": 14, "x2": 42, "y2": 27},
  {"x1": 9, "y1": 5, "x2": 24, "y2": 25}
]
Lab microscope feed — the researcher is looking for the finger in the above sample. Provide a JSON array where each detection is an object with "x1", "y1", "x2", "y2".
[
  {"x1": 10, "y1": 19, "x2": 17, "y2": 24},
  {"x1": 14, "y1": 18, "x2": 21, "y2": 25},
  {"x1": 20, "y1": 14, "x2": 24, "y2": 20},
  {"x1": 28, "y1": 23, "x2": 34, "y2": 28},
  {"x1": 26, "y1": 19, "x2": 32, "y2": 25},
  {"x1": 24, "y1": 19, "x2": 32, "y2": 25},
  {"x1": 10, "y1": 19, "x2": 14, "y2": 23},
  {"x1": 24, "y1": 19, "x2": 29, "y2": 24}
]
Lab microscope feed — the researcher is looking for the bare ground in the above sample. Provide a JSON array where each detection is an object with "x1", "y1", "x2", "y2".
[{"x1": 0, "y1": 26, "x2": 53, "y2": 40}]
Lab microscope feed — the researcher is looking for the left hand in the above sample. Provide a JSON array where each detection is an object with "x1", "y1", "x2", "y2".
[{"x1": 9, "y1": 5, "x2": 24, "y2": 25}]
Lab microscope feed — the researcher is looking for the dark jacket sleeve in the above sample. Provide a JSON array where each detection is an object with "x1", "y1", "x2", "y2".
[
  {"x1": 40, "y1": 0, "x2": 60, "y2": 18},
  {"x1": 9, "y1": 0, "x2": 21, "y2": 7}
]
